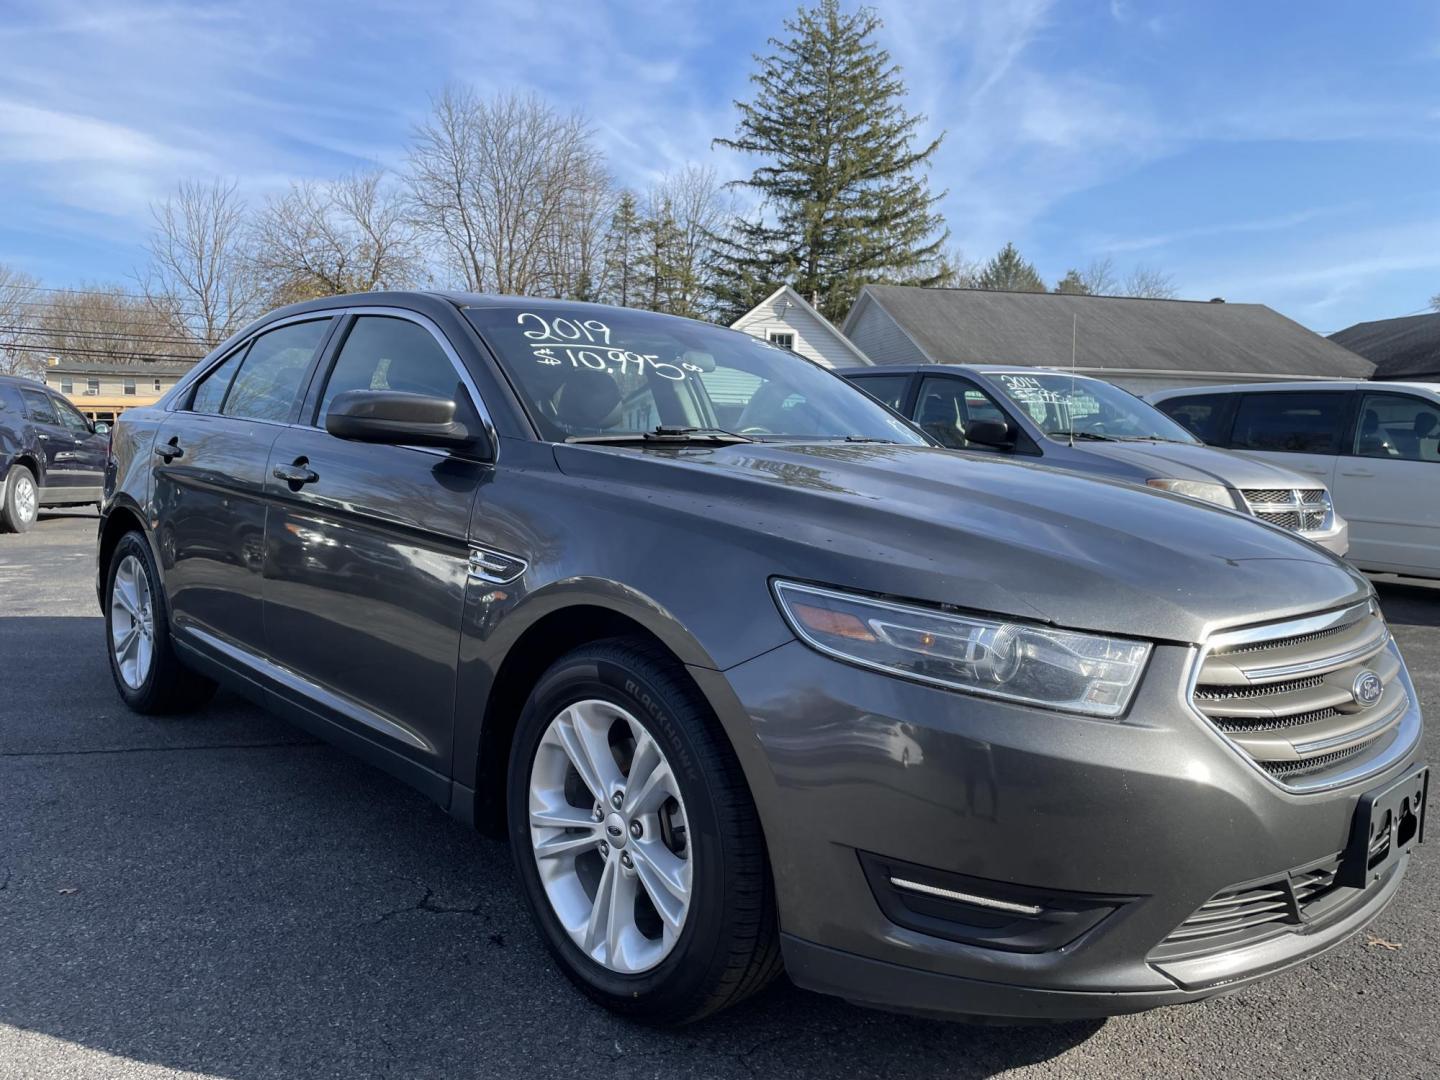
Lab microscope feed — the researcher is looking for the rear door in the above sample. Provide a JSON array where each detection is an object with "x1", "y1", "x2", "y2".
[
  {"x1": 153, "y1": 316, "x2": 335, "y2": 656},
  {"x1": 17, "y1": 387, "x2": 78, "y2": 492},
  {"x1": 1333, "y1": 390, "x2": 1440, "y2": 575},
  {"x1": 262, "y1": 310, "x2": 492, "y2": 780},
  {"x1": 1225, "y1": 390, "x2": 1352, "y2": 486}
]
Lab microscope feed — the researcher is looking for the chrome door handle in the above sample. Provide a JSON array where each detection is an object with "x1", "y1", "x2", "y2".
[
  {"x1": 272, "y1": 461, "x2": 319, "y2": 488},
  {"x1": 1339, "y1": 469, "x2": 1374, "y2": 478}
]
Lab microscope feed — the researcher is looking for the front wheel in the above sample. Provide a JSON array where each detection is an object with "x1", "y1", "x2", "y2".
[
  {"x1": 507, "y1": 638, "x2": 781, "y2": 1023},
  {"x1": 104, "y1": 531, "x2": 216, "y2": 714}
]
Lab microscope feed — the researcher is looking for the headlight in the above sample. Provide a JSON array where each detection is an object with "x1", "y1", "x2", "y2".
[
  {"x1": 773, "y1": 581, "x2": 1152, "y2": 717},
  {"x1": 1145, "y1": 478, "x2": 1240, "y2": 509}
]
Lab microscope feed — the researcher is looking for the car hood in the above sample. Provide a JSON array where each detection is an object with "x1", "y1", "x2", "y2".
[
  {"x1": 554, "y1": 441, "x2": 1369, "y2": 644},
  {"x1": 1071, "y1": 439, "x2": 1325, "y2": 489}
]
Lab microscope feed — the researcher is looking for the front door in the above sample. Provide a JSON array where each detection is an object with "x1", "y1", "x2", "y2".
[
  {"x1": 153, "y1": 317, "x2": 334, "y2": 654},
  {"x1": 263, "y1": 313, "x2": 491, "y2": 778},
  {"x1": 1333, "y1": 391, "x2": 1440, "y2": 575},
  {"x1": 47, "y1": 393, "x2": 107, "y2": 498}
]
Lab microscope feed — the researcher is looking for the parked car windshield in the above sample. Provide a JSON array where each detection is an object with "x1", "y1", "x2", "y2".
[
  {"x1": 464, "y1": 304, "x2": 925, "y2": 444},
  {"x1": 991, "y1": 372, "x2": 1201, "y2": 443}
]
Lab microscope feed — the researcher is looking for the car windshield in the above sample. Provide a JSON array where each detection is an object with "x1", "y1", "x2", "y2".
[
  {"x1": 990, "y1": 372, "x2": 1200, "y2": 443},
  {"x1": 463, "y1": 304, "x2": 925, "y2": 445}
]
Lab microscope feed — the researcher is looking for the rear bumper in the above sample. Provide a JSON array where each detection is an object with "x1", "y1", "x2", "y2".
[{"x1": 782, "y1": 856, "x2": 1407, "y2": 1020}]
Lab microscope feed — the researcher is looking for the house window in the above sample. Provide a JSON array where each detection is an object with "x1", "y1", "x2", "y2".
[
  {"x1": 86, "y1": 378, "x2": 99, "y2": 396},
  {"x1": 154, "y1": 379, "x2": 163, "y2": 392},
  {"x1": 60, "y1": 378, "x2": 73, "y2": 394},
  {"x1": 123, "y1": 378, "x2": 137, "y2": 396},
  {"x1": 768, "y1": 332, "x2": 795, "y2": 350}
]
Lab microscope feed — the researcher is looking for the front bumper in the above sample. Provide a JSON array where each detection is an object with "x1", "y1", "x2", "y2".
[
  {"x1": 1303, "y1": 517, "x2": 1349, "y2": 557},
  {"x1": 699, "y1": 639, "x2": 1423, "y2": 1020}
]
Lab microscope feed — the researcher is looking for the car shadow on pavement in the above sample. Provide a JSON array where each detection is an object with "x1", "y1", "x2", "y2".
[
  {"x1": 1372, "y1": 577, "x2": 1440, "y2": 631},
  {"x1": 0, "y1": 615, "x2": 1101, "y2": 1080}
]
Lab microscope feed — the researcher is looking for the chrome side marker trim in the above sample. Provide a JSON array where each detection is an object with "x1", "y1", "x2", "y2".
[{"x1": 888, "y1": 876, "x2": 1044, "y2": 917}]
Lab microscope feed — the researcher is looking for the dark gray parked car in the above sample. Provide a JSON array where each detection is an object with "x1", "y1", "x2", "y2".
[{"x1": 97, "y1": 293, "x2": 1427, "y2": 1024}]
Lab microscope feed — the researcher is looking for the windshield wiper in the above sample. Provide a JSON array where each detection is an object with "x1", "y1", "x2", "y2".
[
  {"x1": 566, "y1": 425, "x2": 754, "y2": 445},
  {"x1": 1058, "y1": 431, "x2": 1121, "y2": 442},
  {"x1": 841, "y1": 435, "x2": 896, "y2": 443}
]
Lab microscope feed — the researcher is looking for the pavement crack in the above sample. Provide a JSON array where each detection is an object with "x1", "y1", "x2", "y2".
[
  {"x1": 0, "y1": 739, "x2": 323, "y2": 758},
  {"x1": 370, "y1": 878, "x2": 487, "y2": 923}
]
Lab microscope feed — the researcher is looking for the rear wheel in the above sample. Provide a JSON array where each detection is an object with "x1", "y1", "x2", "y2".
[
  {"x1": 104, "y1": 531, "x2": 216, "y2": 713},
  {"x1": 507, "y1": 638, "x2": 781, "y2": 1023},
  {"x1": 0, "y1": 465, "x2": 38, "y2": 534}
]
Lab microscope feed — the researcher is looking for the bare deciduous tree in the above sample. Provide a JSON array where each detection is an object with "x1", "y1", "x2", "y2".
[
  {"x1": 252, "y1": 170, "x2": 423, "y2": 305},
  {"x1": 651, "y1": 165, "x2": 730, "y2": 318},
  {"x1": 1123, "y1": 263, "x2": 1179, "y2": 300},
  {"x1": 0, "y1": 264, "x2": 42, "y2": 377},
  {"x1": 1080, "y1": 256, "x2": 1119, "y2": 297},
  {"x1": 406, "y1": 87, "x2": 609, "y2": 296},
  {"x1": 38, "y1": 284, "x2": 197, "y2": 365},
  {"x1": 142, "y1": 178, "x2": 263, "y2": 350}
]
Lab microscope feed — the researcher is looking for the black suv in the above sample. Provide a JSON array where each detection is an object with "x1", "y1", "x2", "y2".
[
  {"x1": 97, "y1": 294, "x2": 1424, "y2": 1024},
  {"x1": 0, "y1": 374, "x2": 109, "y2": 533}
]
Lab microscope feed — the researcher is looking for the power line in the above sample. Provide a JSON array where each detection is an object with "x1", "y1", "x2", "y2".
[
  {"x1": 0, "y1": 324, "x2": 206, "y2": 349},
  {"x1": 0, "y1": 342, "x2": 201, "y2": 363}
]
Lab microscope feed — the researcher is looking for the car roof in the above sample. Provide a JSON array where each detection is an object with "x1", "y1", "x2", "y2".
[
  {"x1": 1147, "y1": 380, "x2": 1440, "y2": 399},
  {"x1": 834, "y1": 363, "x2": 1111, "y2": 383}
]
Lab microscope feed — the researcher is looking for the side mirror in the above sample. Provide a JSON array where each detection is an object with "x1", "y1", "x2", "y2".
[
  {"x1": 92, "y1": 422, "x2": 110, "y2": 435},
  {"x1": 964, "y1": 418, "x2": 1015, "y2": 449},
  {"x1": 326, "y1": 390, "x2": 491, "y2": 458}
]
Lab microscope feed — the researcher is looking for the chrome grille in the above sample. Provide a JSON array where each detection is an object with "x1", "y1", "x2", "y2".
[
  {"x1": 1190, "y1": 601, "x2": 1415, "y2": 792},
  {"x1": 1239, "y1": 487, "x2": 1332, "y2": 534}
]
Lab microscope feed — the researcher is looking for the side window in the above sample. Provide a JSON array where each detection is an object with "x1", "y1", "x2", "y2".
[
  {"x1": 914, "y1": 377, "x2": 965, "y2": 448},
  {"x1": 20, "y1": 388, "x2": 58, "y2": 425},
  {"x1": 222, "y1": 319, "x2": 331, "y2": 423},
  {"x1": 849, "y1": 374, "x2": 908, "y2": 411},
  {"x1": 1157, "y1": 394, "x2": 1228, "y2": 444},
  {"x1": 52, "y1": 397, "x2": 92, "y2": 435},
  {"x1": 1355, "y1": 393, "x2": 1440, "y2": 462},
  {"x1": 190, "y1": 350, "x2": 246, "y2": 415},
  {"x1": 1230, "y1": 393, "x2": 1348, "y2": 455},
  {"x1": 316, "y1": 316, "x2": 468, "y2": 424},
  {"x1": 961, "y1": 387, "x2": 1007, "y2": 426}
]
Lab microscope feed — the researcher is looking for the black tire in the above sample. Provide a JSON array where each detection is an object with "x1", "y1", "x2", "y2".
[
  {"x1": 507, "y1": 637, "x2": 782, "y2": 1024},
  {"x1": 0, "y1": 464, "x2": 38, "y2": 534},
  {"x1": 104, "y1": 530, "x2": 216, "y2": 714}
]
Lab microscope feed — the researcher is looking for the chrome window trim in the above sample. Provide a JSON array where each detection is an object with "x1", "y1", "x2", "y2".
[
  {"x1": 1183, "y1": 603, "x2": 1421, "y2": 795},
  {"x1": 316, "y1": 305, "x2": 500, "y2": 465},
  {"x1": 169, "y1": 310, "x2": 339, "y2": 412}
]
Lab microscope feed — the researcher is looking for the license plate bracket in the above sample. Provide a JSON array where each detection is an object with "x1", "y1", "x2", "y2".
[{"x1": 1340, "y1": 766, "x2": 1428, "y2": 889}]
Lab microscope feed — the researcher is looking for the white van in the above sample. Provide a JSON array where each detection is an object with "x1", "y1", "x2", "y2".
[{"x1": 1148, "y1": 381, "x2": 1440, "y2": 578}]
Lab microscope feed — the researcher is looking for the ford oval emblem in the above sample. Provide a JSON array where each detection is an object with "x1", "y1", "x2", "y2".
[
  {"x1": 1352, "y1": 670, "x2": 1384, "y2": 709},
  {"x1": 606, "y1": 823, "x2": 623, "y2": 838}
]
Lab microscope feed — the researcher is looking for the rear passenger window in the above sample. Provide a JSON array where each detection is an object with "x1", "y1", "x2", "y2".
[
  {"x1": 1355, "y1": 393, "x2": 1440, "y2": 462},
  {"x1": 1157, "y1": 394, "x2": 1228, "y2": 445},
  {"x1": 316, "y1": 317, "x2": 465, "y2": 424},
  {"x1": 1230, "y1": 393, "x2": 1348, "y2": 455},
  {"x1": 190, "y1": 351, "x2": 245, "y2": 414},
  {"x1": 849, "y1": 375, "x2": 908, "y2": 411},
  {"x1": 19, "y1": 388, "x2": 58, "y2": 425},
  {"x1": 222, "y1": 320, "x2": 331, "y2": 423}
]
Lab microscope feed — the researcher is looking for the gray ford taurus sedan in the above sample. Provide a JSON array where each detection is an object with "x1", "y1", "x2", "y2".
[{"x1": 97, "y1": 293, "x2": 1427, "y2": 1024}]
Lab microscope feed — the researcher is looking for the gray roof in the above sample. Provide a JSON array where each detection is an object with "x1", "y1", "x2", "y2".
[
  {"x1": 843, "y1": 286, "x2": 1376, "y2": 379},
  {"x1": 46, "y1": 358, "x2": 198, "y2": 376},
  {"x1": 1329, "y1": 312, "x2": 1440, "y2": 380}
]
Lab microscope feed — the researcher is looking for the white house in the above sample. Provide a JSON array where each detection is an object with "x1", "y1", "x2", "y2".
[{"x1": 730, "y1": 285, "x2": 872, "y2": 368}]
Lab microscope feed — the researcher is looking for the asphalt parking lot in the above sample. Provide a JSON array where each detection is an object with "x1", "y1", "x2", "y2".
[{"x1": 1, "y1": 511, "x2": 1436, "y2": 1080}]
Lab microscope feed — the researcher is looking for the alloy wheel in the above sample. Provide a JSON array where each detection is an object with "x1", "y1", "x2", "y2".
[
  {"x1": 13, "y1": 473, "x2": 36, "y2": 524},
  {"x1": 528, "y1": 698, "x2": 692, "y2": 974},
  {"x1": 110, "y1": 554, "x2": 155, "y2": 690}
]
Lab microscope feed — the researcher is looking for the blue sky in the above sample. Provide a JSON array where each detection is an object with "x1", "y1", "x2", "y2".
[{"x1": 1, "y1": 0, "x2": 1437, "y2": 332}]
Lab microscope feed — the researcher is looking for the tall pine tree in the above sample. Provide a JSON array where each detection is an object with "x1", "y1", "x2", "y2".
[
  {"x1": 600, "y1": 191, "x2": 642, "y2": 308},
  {"x1": 713, "y1": 0, "x2": 949, "y2": 323},
  {"x1": 977, "y1": 243, "x2": 1045, "y2": 292}
]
